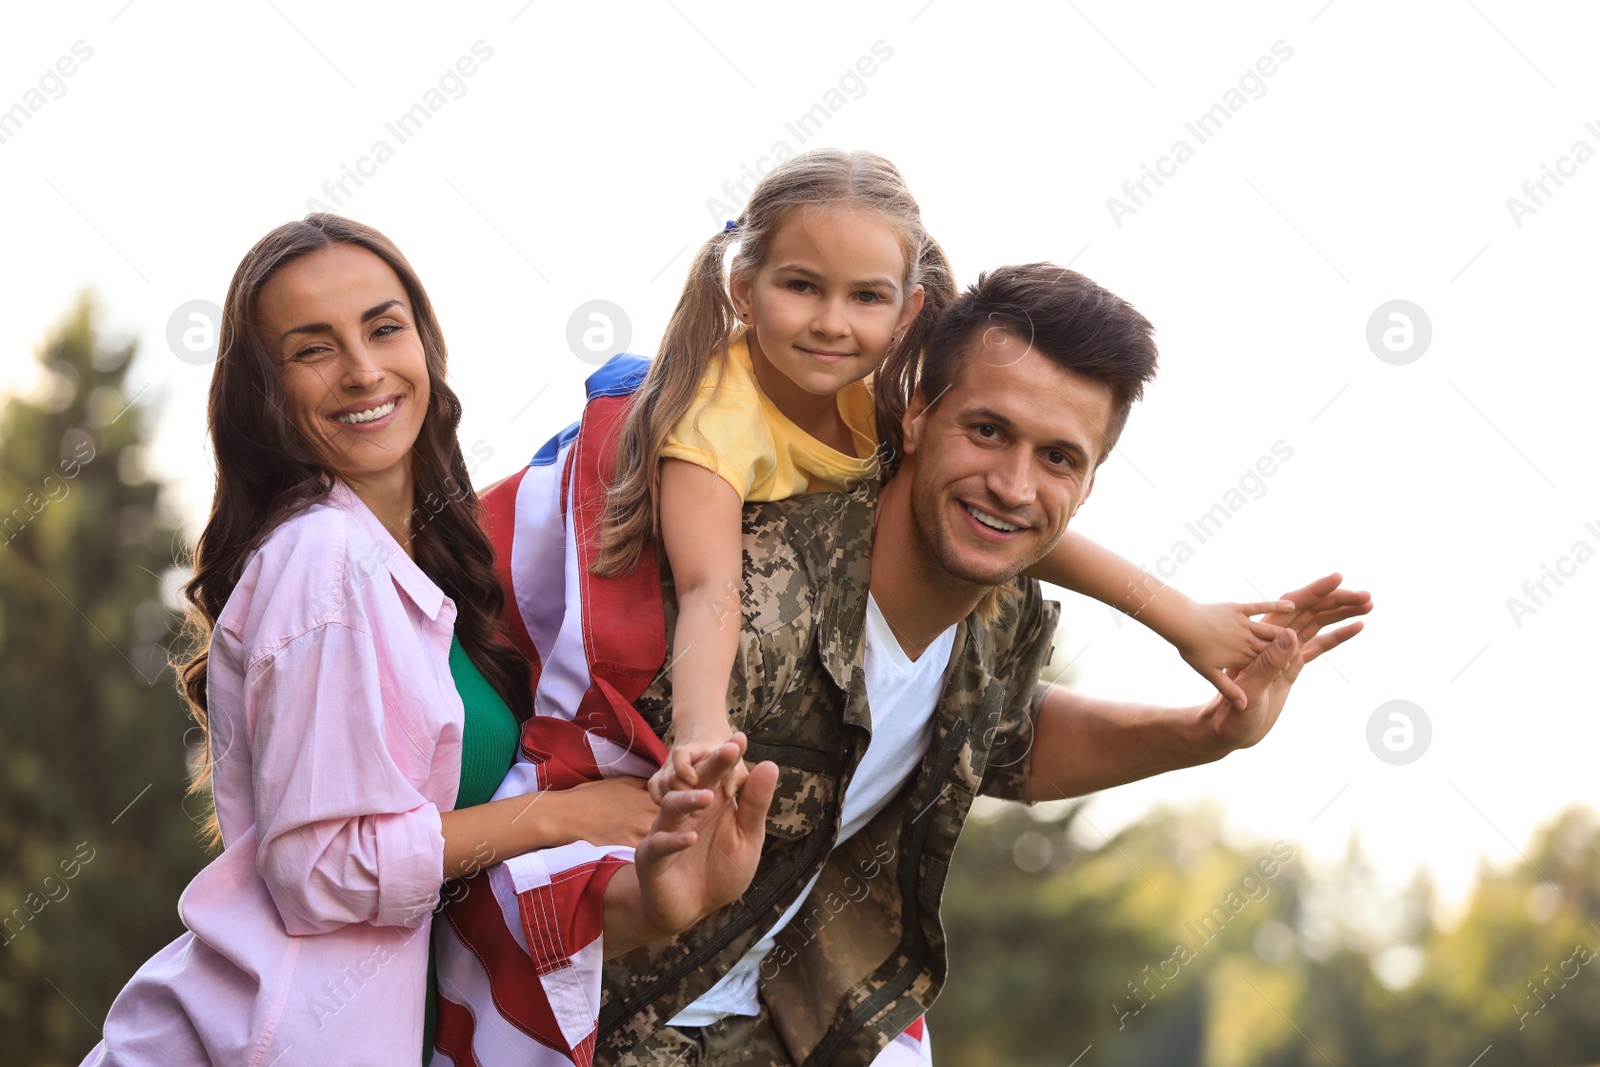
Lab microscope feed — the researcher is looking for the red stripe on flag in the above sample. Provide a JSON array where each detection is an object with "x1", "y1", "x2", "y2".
[
  {"x1": 548, "y1": 857, "x2": 627, "y2": 960},
  {"x1": 439, "y1": 872, "x2": 573, "y2": 1058},
  {"x1": 519, "y1": 717, "x2": 605, "y2": 793},
  {"x1": 433, "y1": 993, "x2": 481, "y2": 1067},
  {"x1": 574, "y1": 676, "x2": 667, "y2": 773},
  {"x1": 516, "y1": 857, "x2": 628, "y2": 976},
  {"x1": 570, "y1": 393, "x2": 667, "y2": 700}
]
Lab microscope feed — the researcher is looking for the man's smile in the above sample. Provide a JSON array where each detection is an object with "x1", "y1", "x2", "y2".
[{"x1": 959, "y1": 500, "x2": 1028, "y2": 536}]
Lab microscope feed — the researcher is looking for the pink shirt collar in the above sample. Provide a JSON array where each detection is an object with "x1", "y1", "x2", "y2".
[{"x1": 324, "y1": 477, "x2": 450, "y2": 623}]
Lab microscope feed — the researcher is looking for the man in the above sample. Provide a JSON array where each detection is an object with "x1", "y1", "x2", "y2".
[{"x1": 440, "y1": 264, "x2": 1369, "y2": 1067}]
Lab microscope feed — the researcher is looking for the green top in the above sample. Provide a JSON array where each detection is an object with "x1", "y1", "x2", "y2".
[
  {"x1": 446, "y1": 635, "x2": 522, "y2": 809},
  {"x1": 422, "y1": 635, "x2": 521, "y2": 1064}
]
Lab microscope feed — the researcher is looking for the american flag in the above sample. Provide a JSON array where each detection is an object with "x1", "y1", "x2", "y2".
[{"x1": 433, "y1": 356, "x2": 664, "y2": 1067}]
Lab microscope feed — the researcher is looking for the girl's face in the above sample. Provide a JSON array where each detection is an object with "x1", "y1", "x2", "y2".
[
  {"x1": 731, "y1": 205, "x2": 924, "y2": 402},
  {"x1": 257, "y1": 243, "x2": 431, "y2": 495}
]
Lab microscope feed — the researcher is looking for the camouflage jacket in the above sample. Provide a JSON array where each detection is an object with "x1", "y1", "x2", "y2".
[{"x1": 596, "y1": 482, "x2": 1060, "y2": 1066}]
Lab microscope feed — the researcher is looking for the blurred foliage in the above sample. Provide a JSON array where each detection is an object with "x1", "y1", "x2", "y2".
[
  {"x1": 0, "y1": 295, "x2": 205, "y2": 1065},
  {"x1": 932, "y1": 801, "x2": 1600, "y2": 1067}
]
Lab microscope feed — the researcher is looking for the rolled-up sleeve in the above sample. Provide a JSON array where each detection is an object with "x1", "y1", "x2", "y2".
[
  {"x1": 978, "y1": 584, "x2": 1061, "y2": 804},
  {"x1": 248, "y1": 621, "x2": 445, "y2": 936}
]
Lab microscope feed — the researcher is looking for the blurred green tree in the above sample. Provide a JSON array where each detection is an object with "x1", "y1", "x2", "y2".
[
  {"x1": 1373, "y1": 806, "x2": 1600, "y2": 1067},
  {"x1": 931, "y1": 800, "x2": 1310, "y2": 1066},
  {"x1": 0, "y1": 294, "x2": 205, "y2": 1065},
  {"x1": 934, "y1": 800, "x2": 1600, "y2": 1067}
]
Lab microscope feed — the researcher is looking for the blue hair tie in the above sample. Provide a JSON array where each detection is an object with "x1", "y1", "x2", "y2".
[{"x1": 724, "y1": 220, "x2": 738, "y2": 234}]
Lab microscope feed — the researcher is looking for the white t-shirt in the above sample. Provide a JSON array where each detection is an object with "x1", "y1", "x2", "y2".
[{"x1": 670, "y1": 594, "x2": 958, "y2": 1027}]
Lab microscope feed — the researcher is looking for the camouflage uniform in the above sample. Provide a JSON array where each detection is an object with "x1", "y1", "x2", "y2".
[{"x1": 597, "y1": 481, "x2": 1060, "y2": 1066}]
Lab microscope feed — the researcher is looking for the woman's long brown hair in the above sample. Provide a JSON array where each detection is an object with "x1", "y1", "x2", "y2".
[{"x1": 175, "y1": 213, "x2": 531, "y2": 845}]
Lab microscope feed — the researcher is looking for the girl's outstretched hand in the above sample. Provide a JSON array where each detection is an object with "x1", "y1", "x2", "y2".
[
  {"x1": 1175, "y1": 599, "x2": 1296, "y2": 708},
  {"x1": 1199, "y1": 573, "x2": 1371, "y2": 752}
]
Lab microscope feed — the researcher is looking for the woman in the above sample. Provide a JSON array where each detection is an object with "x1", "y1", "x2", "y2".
[{"x1": 82, "y1": 215, "x2": 775, "y2": 1066}]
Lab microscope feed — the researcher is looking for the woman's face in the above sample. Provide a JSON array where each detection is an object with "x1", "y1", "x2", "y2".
[{"x1": 257, "y1": 243, "x2": 430, "y2": 494}]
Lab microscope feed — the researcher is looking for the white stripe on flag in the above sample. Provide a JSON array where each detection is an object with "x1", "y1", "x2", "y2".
[
  {"x1": 533, "y1": 457, "x2": 598, "y2": 722},
  {"x1": 542, "y1": 936, "x2": 606, "y2": 1050},
  {"x1": 587, "y1": 731, "x2": 660, "y2": 780},
  {"x1": 511, "y1": 459, "x2": 570, "y2": 664},
  {"x1": 489, "y1": 863, "x2": 534, "y2": 957},
  {"x1": 488, "y1": 761, "x2": 545, "y2": 803},
  {"x1": 506, "y1": 842, "x2": 634, "y2": 895}
]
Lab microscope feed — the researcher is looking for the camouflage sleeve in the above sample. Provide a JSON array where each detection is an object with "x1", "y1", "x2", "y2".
[{"x1": 978, "y1": 580, "x2": 1061, "y2": 804}]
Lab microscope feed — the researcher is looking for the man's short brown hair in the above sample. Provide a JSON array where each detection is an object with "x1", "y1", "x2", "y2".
[{"x1": 915, "y1": 263, "x2": 1159, "y2": 466}]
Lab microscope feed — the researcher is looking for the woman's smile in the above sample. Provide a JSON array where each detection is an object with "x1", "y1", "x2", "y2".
[{"x1": 329, "y1": 393, "x2": 404, "y2": 431}]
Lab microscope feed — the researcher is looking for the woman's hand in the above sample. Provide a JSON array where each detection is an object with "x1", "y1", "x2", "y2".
[
  {"x1": 439, "y1": 775, "x2": 658, "y2": 877},
  {"x1": 555, "y1": 776, "x2": 660, "y2": 848}
]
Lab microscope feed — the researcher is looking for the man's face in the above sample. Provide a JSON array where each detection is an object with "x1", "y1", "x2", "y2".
[{"x1": 901, "y1": 329, "x2": 1116, "y2": 589}]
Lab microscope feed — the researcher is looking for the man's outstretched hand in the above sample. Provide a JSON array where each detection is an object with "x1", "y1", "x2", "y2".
[
  {"x1": 1202, "y1": 572, "x2": 1372, "y2": 752},
  {"x1": 603, "y1": 733, "x2": 778, "y2": 956}
]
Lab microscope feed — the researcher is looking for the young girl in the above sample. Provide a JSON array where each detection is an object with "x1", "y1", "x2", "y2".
[
  {"x1": 80, "y1": 215, "x2": 772, "y2": 1067},
  {"x1": 595, "y1": 149, "x2": 1292, "y2": 804}
]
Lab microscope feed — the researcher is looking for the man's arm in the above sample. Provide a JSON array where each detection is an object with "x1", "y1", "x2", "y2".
[
  {"x1": 1025, "y1": 684, "x2": 1225, "y2": 802},
  {"x1": 1025, "y1": 573, "x2": 1372, "y2": 802}
]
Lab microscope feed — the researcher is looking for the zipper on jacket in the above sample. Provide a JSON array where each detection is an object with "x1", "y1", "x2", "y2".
[{"x1": 805, "y1": 718, "x2": 972, "y2": 1066}]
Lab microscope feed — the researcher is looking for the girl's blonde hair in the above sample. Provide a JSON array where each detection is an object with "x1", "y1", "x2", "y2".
[{"x1": 594, "y1": 148, "x2": 956, "y2": 576}]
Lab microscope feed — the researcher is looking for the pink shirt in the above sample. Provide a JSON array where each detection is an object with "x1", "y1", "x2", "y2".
[{"x1": 84, "y1": 481, "x2": 463, "y2": 1066}]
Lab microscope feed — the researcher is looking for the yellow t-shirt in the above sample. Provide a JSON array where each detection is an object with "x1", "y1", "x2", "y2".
[{"x1": 659, "y1": 334, "x2": 879, "y2": 502}]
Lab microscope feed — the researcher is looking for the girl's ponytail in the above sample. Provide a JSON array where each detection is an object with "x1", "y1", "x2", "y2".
[{"x1": 593, "y1": 226, "x2": 740, "y2": 577}]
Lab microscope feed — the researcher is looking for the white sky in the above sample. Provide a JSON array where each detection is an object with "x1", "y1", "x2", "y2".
[{"x1": 3, "y1": 1, "x2": 1596, "y2": 928}]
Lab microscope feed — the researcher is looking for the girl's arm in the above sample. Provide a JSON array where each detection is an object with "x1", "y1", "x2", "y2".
[
  {"x1": 1026, "y1": 530, "x2": 1292, "y2": 707},
  {"x1": 1027, "y1": 529, "x2": 1180, "y2": 625},
  {"x1": 653, "y1": 458, "x2": 750, "y2": 799}
]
